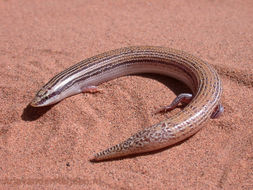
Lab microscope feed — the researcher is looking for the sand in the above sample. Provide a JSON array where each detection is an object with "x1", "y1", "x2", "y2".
[{"x1": 0, "y1": 0, "x2": 252, "y2": 189}]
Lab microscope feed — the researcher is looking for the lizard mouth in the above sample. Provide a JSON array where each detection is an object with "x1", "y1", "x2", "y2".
[{"x1": 30, "y1": 96, "x2": 43, "y2": 107}]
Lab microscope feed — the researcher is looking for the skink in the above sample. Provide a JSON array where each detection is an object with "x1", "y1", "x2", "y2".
[{"x1": 30, "y1": 46, "x2": 223, "y2": 161}]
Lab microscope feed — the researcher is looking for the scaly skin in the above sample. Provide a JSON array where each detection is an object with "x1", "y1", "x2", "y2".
[{"x1": 30, "y1": 46, "x2": 223, "y2": 161}]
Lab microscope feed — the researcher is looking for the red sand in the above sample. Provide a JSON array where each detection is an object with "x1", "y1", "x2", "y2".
[{"x1": 0, "y1": 0, "x2": 252, "y2": 189}]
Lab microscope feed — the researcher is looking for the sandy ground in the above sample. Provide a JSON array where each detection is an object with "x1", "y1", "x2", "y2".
[{"x1": 0, "y1": 0, "x2": 253, "y2": 189}]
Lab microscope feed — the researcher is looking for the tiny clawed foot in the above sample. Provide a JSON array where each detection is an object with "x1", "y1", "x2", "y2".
[
  {"x1": 154, "y1": 106, "x2": 173, "y2": 115},
  {"x1": 153, "y1": 93, "x2": 193, "y2": 115}
]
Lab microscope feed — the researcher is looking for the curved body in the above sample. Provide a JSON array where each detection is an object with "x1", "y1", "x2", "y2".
[{"x1": 31, "y1": 46, "x2": 223, "y2": 161}]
